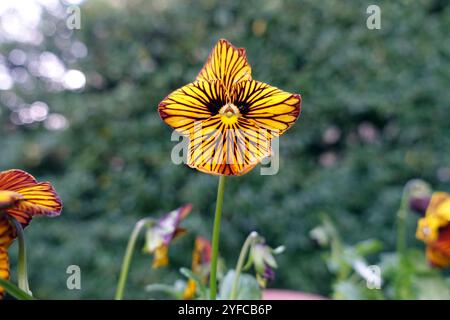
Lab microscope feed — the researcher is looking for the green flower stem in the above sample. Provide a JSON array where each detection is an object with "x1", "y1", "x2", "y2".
[
  {"x1": 396, "y1": 187, "x2": 410, "y2": 258},
  {"x1": 395, "y1": 183, "x2": 413, "y2": 299},
  {"x1": 9, "y1": 217, "x2": 31, "y2": 296},
  {"x1": 115, "y1": 218, "x2": 152, "y2": 300},
  {"x1": 230, "y1": 232, "x2": 258, "y2": 300},
  {"x1": 209, "y1": 175, "x2": 226, "y2": 300}
]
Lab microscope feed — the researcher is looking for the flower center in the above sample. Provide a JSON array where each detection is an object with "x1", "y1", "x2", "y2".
[{"x1": 219, "y1": 103, "x2": 241, "y2": 125}]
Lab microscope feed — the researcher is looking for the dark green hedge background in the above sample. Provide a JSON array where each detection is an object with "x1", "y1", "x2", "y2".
[{"x1": 0, "y1": 0, "x2": 449, "y2": 298}]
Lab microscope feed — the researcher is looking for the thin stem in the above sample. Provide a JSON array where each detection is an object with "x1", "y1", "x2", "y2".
[
  {"x1": 395, "y1": 183, "x2": 413, "y2": 299},
  {"x1": 230, "y1": 232, "x2": 258, "y2": 300},
  {"x1": 115, "y1": 218, "x2": 151, "y2": 300},
  {"x1": 209, "y1": 175, "x2": 226, "y2": 300},
  {"x1": 396, "y1": 188, "x2": 409, "y2": 257},
  {"x1": 9, "y1": 218, "x2": 31, "y2": 296}
]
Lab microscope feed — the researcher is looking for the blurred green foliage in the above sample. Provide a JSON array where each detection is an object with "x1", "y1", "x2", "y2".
[
  {"x1": 311, "y1": 215, "x2": 450, "y2": 299},
  {"x1": 0, "y1": 0, "x2": 449, "y2": 298}
]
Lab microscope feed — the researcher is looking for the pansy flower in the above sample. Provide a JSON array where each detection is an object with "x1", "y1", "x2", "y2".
[
  {"x1": 416, "y1": 192, "x2": 450, "y2": 267},
  {"x1": 407, "y1": 179, "x2": 432, "y2": 216},
  {"x1": 158, "y1": 39, "x2": 302, "y2": 176},
  {"x1": 183, "y1": 236, "x2": 212, "y2": 299},
  {"x1": 144, "y1": 204, "x2": 192, "y2": 268},
  {"x1": 0, "y1": 169, "x2": 62, "y2": 297},
  {"x1": 250, "y1": 241, "x2": 284, "y2": 288}
]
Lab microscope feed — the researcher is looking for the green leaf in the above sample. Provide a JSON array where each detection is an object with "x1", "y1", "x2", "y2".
[
  {"x1": 179, "y1": 268, "x2": 198, "y2": 281},
  {"x1": 145, "y1": 283, "x2": 181, "y2": 299},
  {"x1": 354, "y1": 239, "x2": 383, "y2": 256},
  {"x1": 414, "y1": 276, "x2": 450, "y2": 300},
  {"x1": 219, "y1": 270, "x2": 261, "y2": 300},
  {"x1": 0, "y1": 279, "x2": 35, "y2": 300},
  {"x1": 333, "y1": 278, "x2": 384, "y2": 300}
]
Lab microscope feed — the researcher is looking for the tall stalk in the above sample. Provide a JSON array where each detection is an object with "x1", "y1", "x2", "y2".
[
  {"x1": 209, "y1": 175, "x2": 226, "y2": 300},
  {"x1": 115, "y1": 218, "x2": 152, "y2": 300},
  {"x1": 10, "y1": 218, "x2": 31, "y2": 295}
]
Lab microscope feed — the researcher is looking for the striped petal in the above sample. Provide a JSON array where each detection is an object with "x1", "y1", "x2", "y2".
[
  {"x1": 197, "y1": 39, "x2": 252, "y2": 95},
  {"x1": 0, "y1": 191, "x2": 23, "y2": 209},
  {"x1": 0, "y1": 246, "x2": 9, "y2": 298},
  {"x1": 0, "y1": 170, "x2": 62, "y2": 227},
  {"x1": 0, "y1": 169, "x2": 37, "y2": 191},
  {"x1": 187, "y1": 115, "x2": 271, "y2": 176},
  {"x1": 0, "y1": 216, "x2": 14, "y2": 299},
  {"x1": 158, "y1": 80, "x2": 228, "y2": 135},
  {"x1": 232, "y1": 80, "x2": 301, "y2": 136},
  {"x1": 0, "y1": 215, "x2": 14, "y2": 249}
]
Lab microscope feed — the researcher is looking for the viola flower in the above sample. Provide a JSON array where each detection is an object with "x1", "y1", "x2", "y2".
[
  {"x1": 144, "y1": 204, "x2": 192, "y2": 268},
  {"x1": 416, "y1": 192, "x2": 450, "y2": 267},
  {"x1": 0, "y1": 169, "x2": 62, "y2": 298},
  {"x1": 183, "y1": 236, "x2": 212, "y2": 299},
  {"x1": 407, "y1": 179, "x2": 432, "y2": 216},
  {"x1": 158, "y1": 39, "x2": 302, "y2": 176},
  {"x1": 250, "y1": 241, "x2": 284, "y2": 288},
  {"x1": 409, "y1": 196, "x2": 431, "y2": 216},
  {"x1": 191, "y1": 236, "x2": 212, "y2": 275}
]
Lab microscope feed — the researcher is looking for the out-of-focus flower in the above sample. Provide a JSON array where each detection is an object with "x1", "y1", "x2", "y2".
[
  {"x1": 416, "y1": 192, "x2": 450, "y2": 267},
  {"x1": 182, "y1": 278, "x2": 197, "y2": 300},
  {"x1": 410, "y1": 196, "x2": 431, "y2": 216},
  {"x1": 0, "y1": 169, "x2": 62, "y2": 298},
  {"x1": 144, "y1": 204, "x2": 192, "y2": 268},
  {"x1": 191, "y1": 236, "x2": 212, "y2": 275},
  {"x1": 158, "y1": 39, "x2": 302, "y2": 176},
  {"x1": 250, "y1": 241, "x2": 284, "y2": 288},
  {"x1": 407, "y1": 179, "x2": 432, "y2": 216},
  {"x1": 183, "y1": 236, "x2": 212, "y2": 300}
]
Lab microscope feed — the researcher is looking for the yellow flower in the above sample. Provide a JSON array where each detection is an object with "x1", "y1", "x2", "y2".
[
  {"x1": 0, "y1": 169, "x2": 62, "y2": 298},
  {"x1": 182, "y1": 279, "x2": 197, "y2": 300},
  {"x1": 416, "y1": 192, "x2": 450, "y2": 267},
  {"x1": 158, "y1": 39, "x2": 302, "y2": 176}
]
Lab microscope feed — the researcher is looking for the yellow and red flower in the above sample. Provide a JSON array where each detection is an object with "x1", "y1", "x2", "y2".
[
  {"x1": 144, "y1": 204, "x2": 192, "y2": 268},
  {"x1": 0, "y1": 169, "x2": 62, "y2": 297},
  {"x1": 416, "y1": 192, "x2": 450, "y2": 268},
  {"x1": 183, "y1": 236, "x2": 212, "y2": 299},
  {"x1": 158, "y1": 39, "x2": 302, "y2": 176}
]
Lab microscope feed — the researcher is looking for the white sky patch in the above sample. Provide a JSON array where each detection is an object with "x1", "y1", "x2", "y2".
[
  {"x1": 70, "y1": 41, "x2": 88, "y2": 58},
  {"x1": 0, "y1": 0, "x2": 44, "y2": 44},
  {"x1": 9, "y1": 48, "x2": 27, "y2": 65},
  {"x1": 63, "y1": 69, "x2": 86, "y2": 90},
  {"x1": 38, "y1": 51, "x2": 66, "y2": 79},
  {"x1": 1, "y1": 0, "x2": 85, "y2": 130},
  {"x1": 30, "y1": 101, "x2": 49, "y2": 121},
  {"x1": 62, "y1": 0, "x2": 86, "y2": 5},
  {"x1": 0, "y1": 64, "x2": 13, "y2": 90},
  {"x1": 45, "y1": 113, "x2": 69, "y2": 131}
]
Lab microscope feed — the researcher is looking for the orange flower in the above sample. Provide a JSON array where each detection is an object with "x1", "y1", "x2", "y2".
[
  {"x1": 158, "y1": 39, "x2": 301, "y2": 176},
  {"x1": 0, "y1": 169, "x2": 62, "y2": 297},
  {"x1": 183, "y1": 236, "x2": 212, "y2": 300},
  {"x1": 416, "y1": 192, "x2": 450, "y2": 267}
]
